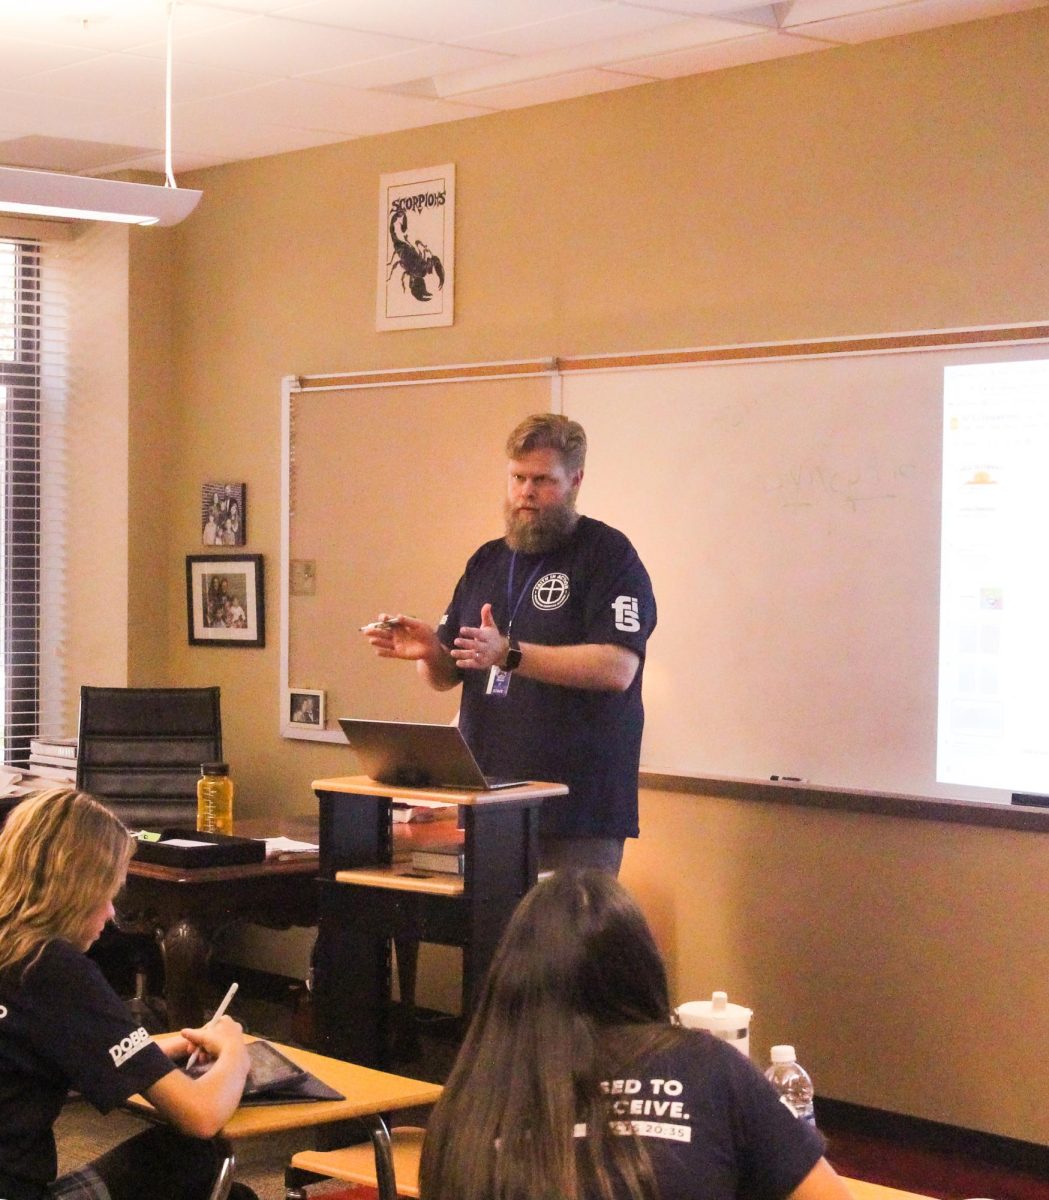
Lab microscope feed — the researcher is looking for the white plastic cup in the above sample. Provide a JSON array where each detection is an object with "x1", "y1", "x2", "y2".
[{"x1": 675, "y1": 990, "x2": 752, "y2": 1058}]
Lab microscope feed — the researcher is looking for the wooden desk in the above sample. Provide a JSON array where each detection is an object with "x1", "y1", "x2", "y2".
[
  {"x1": 126, "y1": 1038, "x2": 442, "y2": 1200},
  {"x1": 119, "y1": 819, "x2": 320, "y2": 1029},
  {"x1": 311, "y1": 776, "x2": 567, "y2": 1068}
]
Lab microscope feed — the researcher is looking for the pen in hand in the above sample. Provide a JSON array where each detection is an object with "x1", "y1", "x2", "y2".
[{"x1": 185, "y1": 980, "x2": 238, "y2": 1070}]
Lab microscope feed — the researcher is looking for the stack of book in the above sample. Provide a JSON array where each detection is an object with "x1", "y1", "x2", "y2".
[
  {"x1": 28, "y1": 736, "x2": 78, "y2": 783},
  {"x1": 409, "y1": 840, "x2": 465, "y2": 875}
]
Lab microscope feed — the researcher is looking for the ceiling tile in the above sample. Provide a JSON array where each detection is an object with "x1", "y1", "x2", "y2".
[
  {"x1": 269, "y1": 0, "x2": 611, "y2": 43},
  {"x1": 140, "y1": 14, "x2": 422, "y2": 75},
  {"x1": 782, "y1": 0, "x2": 1046, "y2": 31},
  {"x1": 454, "y1": 5, "x2": 687, "y2": 56},
  {"x1": 14, "y1": 52, "x2": 272, "y2": 106},
  {"x1": 618, "y1": 28, "x2": 837, "y2": 76},
  {"x1": 452, "y1": 66, "x2": 646, "y2": 110},
  {"x1": 0, "y1": 134, "x2": 154, "y2": 172},
  {"x1": 0, "y1": 1, "x2": 242, "y2": 53},
  {"x1": 301, "y1": 43, "x2": 507, "y2": 90},
  {"x1": 0, "y1": 35, "x2": 103, "y2": 81},
  {"x1": 175, "y1": 77, "x2": 490, "y2": 138},
  {"x1": 623, "y1": 0, "x2": 789, "y2": 11}
]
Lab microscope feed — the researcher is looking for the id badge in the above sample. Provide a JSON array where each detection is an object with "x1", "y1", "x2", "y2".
[{"x1": 486, "y1": 666, "x2": 511, "y2": 696}]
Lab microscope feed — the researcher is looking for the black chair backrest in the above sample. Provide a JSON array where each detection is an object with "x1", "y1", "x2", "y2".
[{"x1": 76, "y1": 686, "x2": 222, "y2": 829}]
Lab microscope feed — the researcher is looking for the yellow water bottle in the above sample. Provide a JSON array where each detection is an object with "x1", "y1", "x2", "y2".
[{"x1": 197, "y1": 762, "x2": 234, "y2": 834}]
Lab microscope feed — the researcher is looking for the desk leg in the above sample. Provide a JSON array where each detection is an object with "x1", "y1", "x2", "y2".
[
  {"x1": 313, "y1": 882, "x2": 391, "y2": 1067},
  {"x1": 461, "y1": 803, "x2": 539, "y2": 1015},
  {"x1": 160, "y1": 918, "x2": 212, "y2": 1030},
  {"x1": 366, "y1": 1115, "x2": 398, "y2": 1200}
]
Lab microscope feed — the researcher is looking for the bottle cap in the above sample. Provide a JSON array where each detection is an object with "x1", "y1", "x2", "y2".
[
  {"x1": 200, "y1": 762, "x2": 229, "y2": 775},
  {"x1": 770, "y1": 1044, "x2": 797, "y2": 1064},
  {"x1": 675, "y1": 991, "x2": 752, "y2": 1035}
]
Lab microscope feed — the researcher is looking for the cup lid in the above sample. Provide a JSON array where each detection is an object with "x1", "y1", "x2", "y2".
[{"x1": 676, "y1": 990, "x2": 752, "y2": 1031}]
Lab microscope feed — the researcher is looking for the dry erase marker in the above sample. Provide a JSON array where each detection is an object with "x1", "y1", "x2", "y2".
[
  {"x1": 359, "y1": 617, "x2": 411, "y2": 632},
  {"x1": 769, "y1": 775, "x2": 807, "y2": 783},
  {"x1": 185, "y1": 981, "x2": 238, "y2": 1069}
]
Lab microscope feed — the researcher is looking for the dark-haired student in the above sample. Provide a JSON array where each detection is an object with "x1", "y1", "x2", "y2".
[
  {"x1": 420, "y1": 869, "x2": 853, "y2": 1200},
  {"x1": 0, "y1": 788, "x2": 258, "y2": 1200}
]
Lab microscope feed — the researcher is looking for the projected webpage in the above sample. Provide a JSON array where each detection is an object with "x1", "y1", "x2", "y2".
[{"x1": 938, "y1": 358, "x2": 1049, "y2": 794}]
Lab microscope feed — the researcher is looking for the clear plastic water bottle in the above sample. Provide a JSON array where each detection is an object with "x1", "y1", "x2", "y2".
[{"x1": 765, "y1": 1045, "x2": 816, "y2": 1126}]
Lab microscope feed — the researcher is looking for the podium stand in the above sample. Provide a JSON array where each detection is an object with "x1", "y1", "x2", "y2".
[{"x1": 311, "y1": 775, "x2": 567, "y2": 1068}]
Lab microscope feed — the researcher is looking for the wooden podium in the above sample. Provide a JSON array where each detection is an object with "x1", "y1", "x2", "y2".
[{"x1": 310, "y1": 775, "x2": 567, "y2": 1068}]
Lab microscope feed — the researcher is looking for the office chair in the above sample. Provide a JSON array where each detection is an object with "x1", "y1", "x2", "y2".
[
  {"x1": 76, "y1": 684, "x2": 223, "y2": 1025},
  {"x1": 76, "y1": 684, "x2": 222, "y2": 829}
]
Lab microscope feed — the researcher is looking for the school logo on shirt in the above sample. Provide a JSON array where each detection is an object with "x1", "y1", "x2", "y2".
[
  {"x1": 108, "y1": 1026, "x2": 151, "y2": 1067},
  {"x1": 613, "y1": 596, "x2": 640, "y2": 632},
  {"x1": 532, "y1": 572, "x2": 570, "y2": 611},
  {"x1": 0, "y1": 1004, "x2": 7, "y2": 1020}
]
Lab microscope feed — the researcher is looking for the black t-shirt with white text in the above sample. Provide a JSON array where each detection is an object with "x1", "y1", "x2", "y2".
[
  {"x1": 580, "y1": 1032, "x2": 826, "y2": 1200},
  {"x1": 0, "y1": 938, "x2": 174, "y2": 1195}
]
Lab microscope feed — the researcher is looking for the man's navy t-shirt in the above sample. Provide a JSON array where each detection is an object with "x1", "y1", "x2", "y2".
[{"x1": 438, "y1": 515, "x2": 656, "y2": 838}]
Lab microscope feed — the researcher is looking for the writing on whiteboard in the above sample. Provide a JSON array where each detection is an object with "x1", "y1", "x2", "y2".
[{"x1": 763, "y1": 461, "x2": 918, "y2": 512}]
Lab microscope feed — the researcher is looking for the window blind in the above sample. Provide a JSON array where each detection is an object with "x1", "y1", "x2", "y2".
[{"x1": 0, "y1": 236, "x2": 69, "y2": 765}]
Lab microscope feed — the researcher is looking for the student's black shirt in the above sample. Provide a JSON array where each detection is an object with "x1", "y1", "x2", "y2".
[{"x1": 0, "y1": 939, "x2": 174, "y2": 1196}]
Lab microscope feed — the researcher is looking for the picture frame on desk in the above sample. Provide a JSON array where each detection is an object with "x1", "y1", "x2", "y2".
[{"x1": 186, "y1": 553, "x2": 264, "y2": 647}]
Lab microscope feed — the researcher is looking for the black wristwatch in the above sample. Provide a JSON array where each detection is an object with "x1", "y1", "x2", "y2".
[{"x1": 502, "y1": 638, "x2": 522, "y2": 671}]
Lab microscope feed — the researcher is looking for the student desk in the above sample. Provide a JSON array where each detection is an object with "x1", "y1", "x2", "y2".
[
  {"x1": 126, "y1": 1038, "x2": 442, "y2": 1199},
  {"x1": 310, "y1": 775, "x2": 567, "y2": 1068}
]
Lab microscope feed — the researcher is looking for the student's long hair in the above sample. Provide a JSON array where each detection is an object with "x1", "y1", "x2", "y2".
[
  {"x1": 420, "y1": 869, "x2": 687, "y2": 1200},
  {"x1": 0, "y1": 788, "x2": 133, "y2": 982}
]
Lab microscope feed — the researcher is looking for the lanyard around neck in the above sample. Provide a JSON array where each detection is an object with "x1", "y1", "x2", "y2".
[{"x1": 505, "y1": 552, "x2": 546, "y2": 636}]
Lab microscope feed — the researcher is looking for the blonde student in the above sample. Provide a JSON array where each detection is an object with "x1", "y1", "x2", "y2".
[{"x1": 0, "y1": 788, "x2": 257, "y2": 1200}]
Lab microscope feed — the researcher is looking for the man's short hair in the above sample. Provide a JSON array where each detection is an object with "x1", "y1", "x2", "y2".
[{"x1": 506, "y1": 413, "x2": 587, "y2": 475}]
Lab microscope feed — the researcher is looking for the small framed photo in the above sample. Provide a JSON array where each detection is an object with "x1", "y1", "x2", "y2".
[
  {"x1": 288, "y1": 688, "x2": 325, "y2": 728},
  {"x1": 186, "y1": 554, "x2": 264, "y2": 647},
  {"x1": 202, "y1": 482, "x2": 246, "y2": 547}
]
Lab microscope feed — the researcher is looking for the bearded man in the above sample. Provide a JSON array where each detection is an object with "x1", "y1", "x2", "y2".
[{"x1": 363, "y1": 413, "x2": 656, "y2": 873}]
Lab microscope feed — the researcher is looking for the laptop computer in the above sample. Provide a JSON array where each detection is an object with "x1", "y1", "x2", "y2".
[{"x1": 338, "y1": 718, "x2": 530, "y2": 791}]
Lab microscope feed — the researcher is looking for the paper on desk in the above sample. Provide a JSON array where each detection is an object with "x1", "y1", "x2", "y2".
[
  {"x1": 0, "y1": 766, "x2": 23, "y2": 797},
  {"x1": 391, "y1": 799, "x2": 457, "y2": 823},
  {"x1": 262, "y1": 836, "x2": 320, "y2": 857}
]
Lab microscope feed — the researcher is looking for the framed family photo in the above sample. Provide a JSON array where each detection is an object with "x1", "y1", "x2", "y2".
[
  {"x1": 186, "y1": 554, "x2": 264, "y2": 647},
  {"x1": 288, "y1": 688, "x2": 325, "y2": 728},
  {"x1": 201, "y1": 482, "x2": 246, "y2": 546}
]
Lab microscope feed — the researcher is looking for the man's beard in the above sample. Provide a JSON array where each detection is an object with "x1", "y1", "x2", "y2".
[{"x1": 504, "y1": 496, "x2": 579, "y2": 554}]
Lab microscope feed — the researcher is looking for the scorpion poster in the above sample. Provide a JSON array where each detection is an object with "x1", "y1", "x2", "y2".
[{"x1": 376, "y1": 163, "x2": 455, "y2": 331}]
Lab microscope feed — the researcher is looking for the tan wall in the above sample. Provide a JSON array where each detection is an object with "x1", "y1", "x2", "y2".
[
  {"x1": 127, "y1": 225, "x2": 178, "y2": 683},
  {"x1": 124, "y1": 11, "x2": 1049, "y2": 1143},
  {"x1": 64, "y1": 224, "x2": 131, "y2": 706}
]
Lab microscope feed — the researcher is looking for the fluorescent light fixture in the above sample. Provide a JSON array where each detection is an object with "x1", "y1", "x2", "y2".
[{"x1": 0, "y1": 165, "x2": 201, "y2": 226}]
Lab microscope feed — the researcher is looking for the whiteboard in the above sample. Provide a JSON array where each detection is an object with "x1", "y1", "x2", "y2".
[
  {"x1": 281, "y1": 369, "x2": 554, "y2": 741},
  {"x1": 563, "y1": 340, "x2": 1049, "y2": 800}
]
